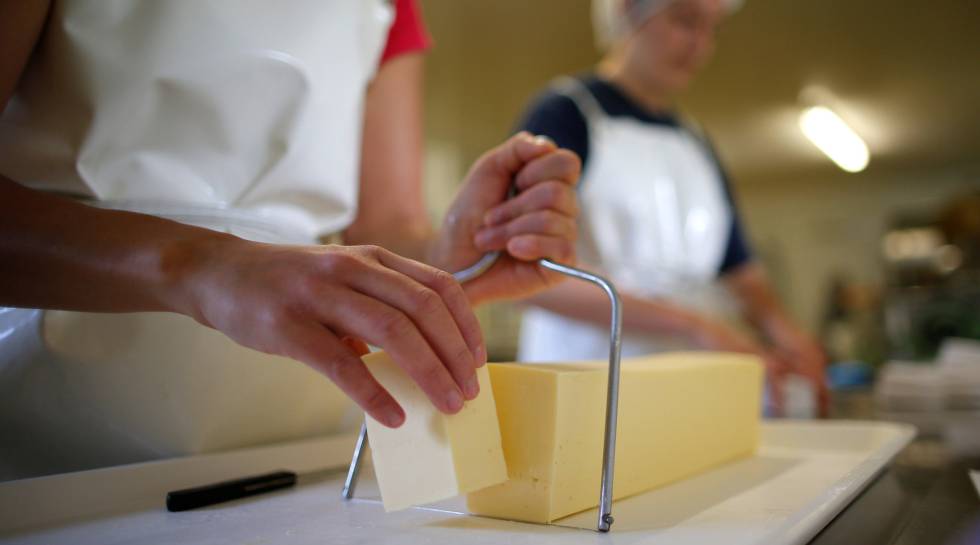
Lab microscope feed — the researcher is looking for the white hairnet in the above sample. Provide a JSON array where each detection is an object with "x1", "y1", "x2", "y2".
[{"x1": 592, "y1": 0, "x2": 744, "y2": 50}]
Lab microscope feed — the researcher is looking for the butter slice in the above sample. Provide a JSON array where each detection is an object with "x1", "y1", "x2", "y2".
[
  {"x1": 467, "y1": 352, "x2": 763, "y2": 523},
  {"x1": 363, "y1": 351, "x2": 507, "y2": 511}
]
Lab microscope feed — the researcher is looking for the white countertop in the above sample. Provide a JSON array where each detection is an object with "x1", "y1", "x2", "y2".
[{"x1": 0, "y1": 420, "x2": 915, "y2": 545}]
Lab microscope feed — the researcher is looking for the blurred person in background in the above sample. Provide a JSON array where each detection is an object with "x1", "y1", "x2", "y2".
[
  {"x1": 513, "y1": 0, "x2": 826, "y2": 415},
  {"x1": 0, "y1": 0, "x2": 580, "y2": 479}
]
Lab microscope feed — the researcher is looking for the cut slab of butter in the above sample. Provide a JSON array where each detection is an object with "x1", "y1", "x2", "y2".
[
  {"x1": 467, "y1": 352, "x2": 763, "y2": 524},
  {"x1": 363, "y1": 351, "x2": 507, "y2": 512}
]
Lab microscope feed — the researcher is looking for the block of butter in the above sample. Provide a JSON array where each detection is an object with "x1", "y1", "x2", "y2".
[
  {"x1": 363, "y1": 351, "x2": 507, "y2": 512},
  {"x1": 467, "y1": 352, "x2": 763, "y2": 524}
]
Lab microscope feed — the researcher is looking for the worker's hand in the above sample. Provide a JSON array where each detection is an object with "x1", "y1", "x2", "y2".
[
  {"x1": 690, "y1": 318, "x2": 793, "y2": 416},
  {"x1": 429, "y1": 132, "x2": 581, "y2": 305},
  {"x1": 765, "y1": 320, "x2": 830, "y2": 417},
  {"x1": 183, "y1": 241, "x2": 485, "y2": 428}
]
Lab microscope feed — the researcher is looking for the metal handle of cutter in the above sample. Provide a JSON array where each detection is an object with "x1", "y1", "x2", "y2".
[{"x1": 341, "y1": 254, "x2": 623, "y2": 533}]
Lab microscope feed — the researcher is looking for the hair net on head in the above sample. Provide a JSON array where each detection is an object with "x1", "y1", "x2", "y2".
[{"x1": 592, "y1": 0, "x2": 744, "y2": 50}]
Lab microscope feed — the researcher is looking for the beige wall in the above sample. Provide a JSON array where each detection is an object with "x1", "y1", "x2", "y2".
[
  {"x1": 421, "y1": 0, "x2": 598, "y2": 170},
  {"x1": 738, "y1": 167, "x2": 980, "y2": 331}
]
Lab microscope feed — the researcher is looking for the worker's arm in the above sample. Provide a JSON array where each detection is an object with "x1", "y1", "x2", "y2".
[
  {"x1": 524, "y1": 279, "x2": 767, "y2": 353},
  {"x1": 344, "y1": 53, "x2": 432, "y2": 260},
  {"x1": 723, "y1": 262, "x2": 829, "y2": 415},
  {"x1": 0, "y1": 181, "x2": 496, "y2": 428},
  {"x1": 524, "y1": 278, "x2": 796, "y2": 414},
  {"x1": 0, "y1": 4, "x2": 487, "y2": 427},
  {"x1": 348, "y1": 52, "x2": 581, "y2": 306}
]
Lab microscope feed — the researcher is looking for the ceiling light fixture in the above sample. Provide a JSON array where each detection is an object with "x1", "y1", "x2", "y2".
[{"x1": 799, "y1": 106, "x2": 870, "y2": 173}]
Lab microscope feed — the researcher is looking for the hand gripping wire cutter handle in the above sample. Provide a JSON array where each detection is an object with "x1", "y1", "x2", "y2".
[{"x1": 341, "y1": 247, "x2": 623, "y2": 533}]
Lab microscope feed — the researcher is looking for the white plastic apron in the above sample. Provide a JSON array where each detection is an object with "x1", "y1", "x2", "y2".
[
  {"x1": 519, "y1": 79, "x2": 736, "y2": 362},
  {"x1": 0, "y1": 0, "x2": 393, "y2": 480}
]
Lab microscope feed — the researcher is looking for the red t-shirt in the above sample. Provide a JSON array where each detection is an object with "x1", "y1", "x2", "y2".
[{"x1": 380, "y1": 0, "x2": 433, "y2": 64}]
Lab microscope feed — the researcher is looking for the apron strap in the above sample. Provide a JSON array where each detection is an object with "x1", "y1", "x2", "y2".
[{"x1": 550, "y1": 76, "x2": 607, "y2": 134}]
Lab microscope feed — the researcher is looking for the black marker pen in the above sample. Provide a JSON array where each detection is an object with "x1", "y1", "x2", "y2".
[{"x1": 166, "y1": 470, "x2": 298, "y2": 512}]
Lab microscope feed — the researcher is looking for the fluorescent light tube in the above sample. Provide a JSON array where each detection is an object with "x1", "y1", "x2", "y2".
[{"x1": 799, "y1": 106, "x2": 870, "y2": 173}]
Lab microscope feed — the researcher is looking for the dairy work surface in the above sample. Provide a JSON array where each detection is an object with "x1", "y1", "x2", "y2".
[{"x1": 0, "y1": 421, "x2": 913, "y2": 545}]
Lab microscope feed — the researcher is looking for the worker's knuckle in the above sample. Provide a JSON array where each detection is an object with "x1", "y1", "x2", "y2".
[
  {"x1": 357, "y1": 244, "x2": 385, "y2": 261},
  {"x1": 296, "y1": 269, "x2": 328, "y2": 298},
  {"x1": 324, "y1": 355, "x2": 355, "y2": 383},
  {"x1": 428, "y1": 269, "x2": 456, "y2": 292},
  {"x1": 533, "y1": 210, "x2": 559, "y2": 230},
  {"x1": 539, "y1": 181, "x2": 565, "y2": 205},
  {"x1": 440, "y1": 275, "x2": 467, "y2": 303},
  {"x1": 452, "y1": 346, "x2": 475, "y2": 369},
  {"x1": 545, "y1": 209, "x2": 564, "y2": 222},
  {"x1": 408, "y1": 286, "x2": 443, "y2": 315},
  {"x1": 433, "y1": 274, "x2": 465, "y2": 303},
  {"x1": 497, "y1": 201, "x2": 518, "y2": 220},
  {"x1": 514, "y1": 170, "x2": 532, "y2": 189},
  {"x1": 417, "y1": 361, "x2": 449, "y2": 388},
  {"x1": 557, "y1": 148, "x2": 582, "y2": 172},
  {"x1": 360, "y1": 387, "x2": 391, "y2": 413},
  {"x1": 256, "y1": 305, "x2": 291, "y2": 331},
  {"x1": 562, "y1": 216, "x2": 577, "y2": 235},
  {"x1": 320, "y1": 249, "x2": 360, "y2": 275},
  {"x1": 375, "y1": 309, "x2": 411, "y2": 339}
]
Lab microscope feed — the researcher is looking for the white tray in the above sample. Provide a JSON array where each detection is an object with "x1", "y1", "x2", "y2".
[{"x1": 0, "y1": 420, "x2": 914, "y2": 545}]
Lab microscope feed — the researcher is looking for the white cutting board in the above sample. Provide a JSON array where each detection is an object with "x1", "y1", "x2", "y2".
[{"x1": 0, "y1": 420, "x2": 914, "y2": 545}]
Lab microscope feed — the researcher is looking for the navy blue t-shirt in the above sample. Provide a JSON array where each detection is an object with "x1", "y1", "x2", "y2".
[{"x1": 516, "y1": 75, "x2": 752, "y2": 275}]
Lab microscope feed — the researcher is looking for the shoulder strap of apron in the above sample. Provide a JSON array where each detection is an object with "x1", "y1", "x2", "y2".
[
  {"x1": 550, "y1": 76, "x2": 607, "y2": 133},
  {"x1": 549, "y1": 77, "x2": 607, "y2": 193}
]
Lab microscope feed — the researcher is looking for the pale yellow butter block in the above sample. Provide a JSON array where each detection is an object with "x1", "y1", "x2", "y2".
[
  {"x1": 467, "y1": 352, "x2": 763, "y2": 523},
  {"x1": 363, "y1": 351, "x2": 507, "y2": 511}
]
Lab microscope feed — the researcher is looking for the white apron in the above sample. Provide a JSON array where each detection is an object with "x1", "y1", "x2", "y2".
[
  {"x1": 0, "y1": 0, "x2": 393, "y2": 480},
  {"x1": 518, "y1": 79, "x2": 737, "y2": 362}
]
